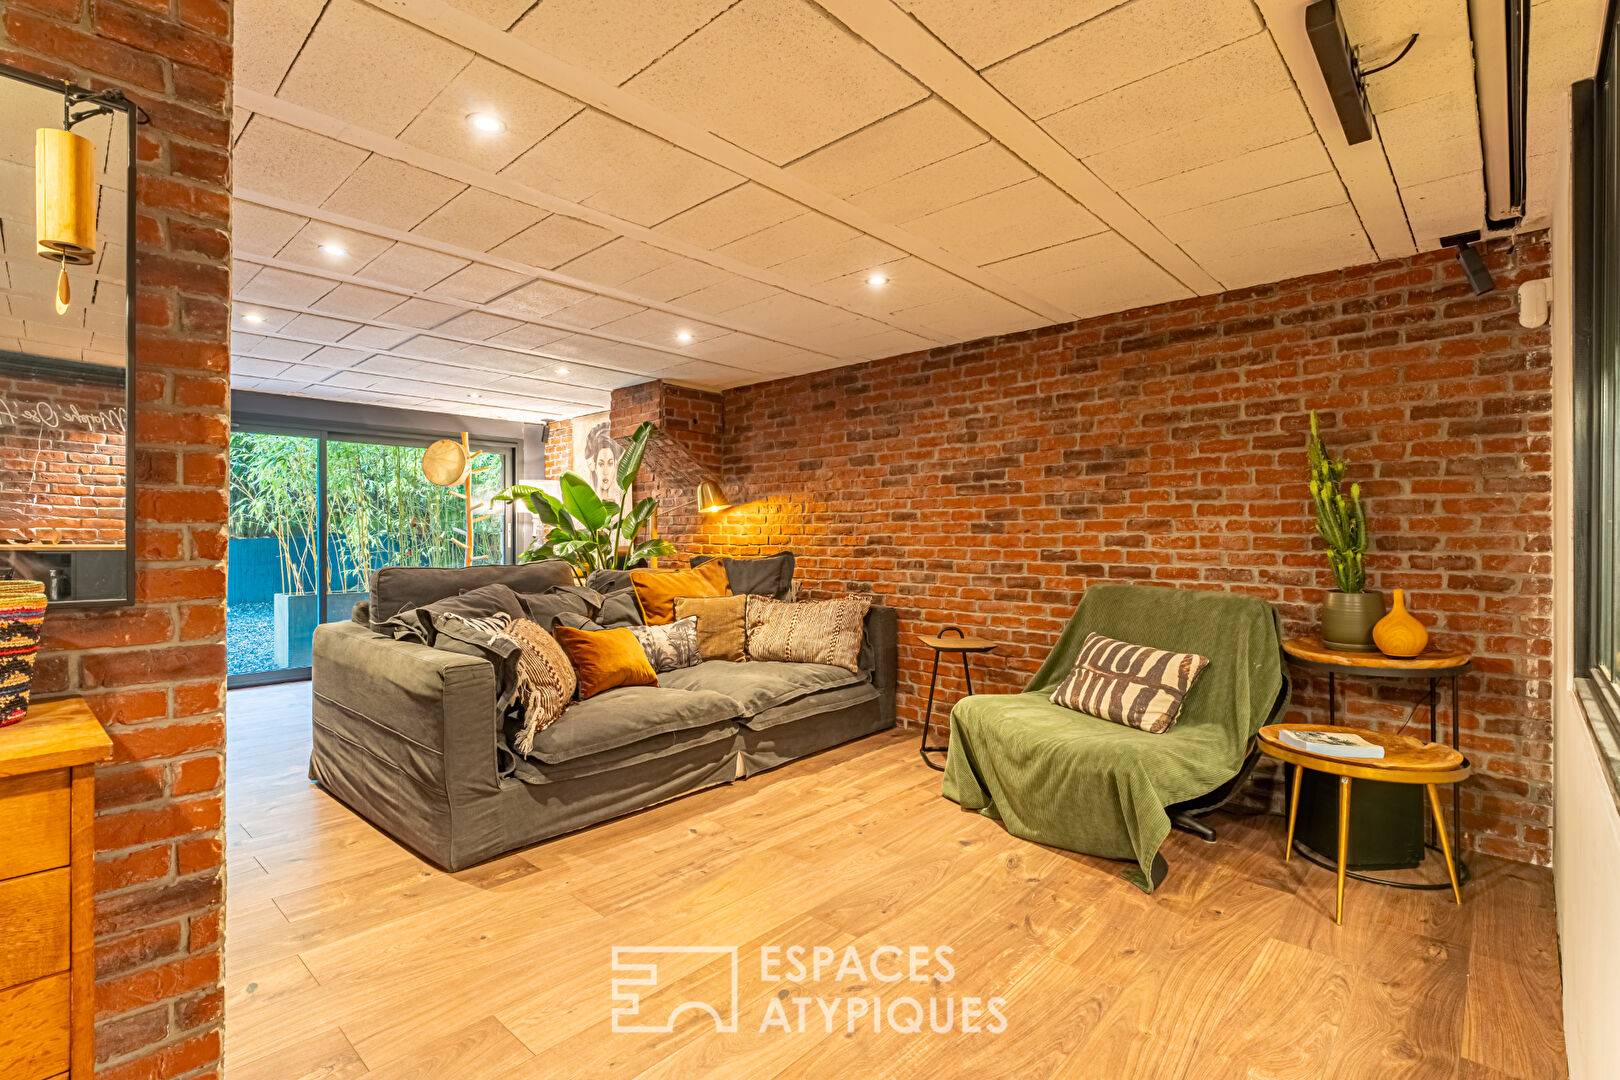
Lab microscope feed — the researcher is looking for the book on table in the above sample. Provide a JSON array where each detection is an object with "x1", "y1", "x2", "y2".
[{"x1": 1278, "y1": 728, "x2": 1385, "y2": 759}]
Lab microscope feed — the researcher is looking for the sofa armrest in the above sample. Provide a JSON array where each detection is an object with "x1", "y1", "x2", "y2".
[
  {"x1": 310, "y1": 621, "x2": 503, "y2": 862},
  {"x1": 865, "y1": 605, "x2": 898, "y2": 726}
]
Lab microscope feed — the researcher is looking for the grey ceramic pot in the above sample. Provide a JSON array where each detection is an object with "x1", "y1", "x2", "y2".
[{"x1": 1321, "y1": 590, "x2": 1386, "y2": 652}]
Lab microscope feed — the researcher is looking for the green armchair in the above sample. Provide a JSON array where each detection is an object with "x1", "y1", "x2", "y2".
[{"x1": 942, "y1": 585, "x2": 1289, "y2": 891}]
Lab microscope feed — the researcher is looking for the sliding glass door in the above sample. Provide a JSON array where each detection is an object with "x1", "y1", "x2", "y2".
[{"x1": 226, "y1": 426, "x2": 514, "y2": 687}]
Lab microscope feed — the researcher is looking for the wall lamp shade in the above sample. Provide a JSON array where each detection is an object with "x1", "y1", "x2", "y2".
[{"x1": 698, "y1": 479, "x2": 731, "y2": 513}]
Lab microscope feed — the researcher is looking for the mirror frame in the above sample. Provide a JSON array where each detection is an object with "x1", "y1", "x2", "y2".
[{"x1": 0, "y1": 60, "x2": 139, "y2": 609}]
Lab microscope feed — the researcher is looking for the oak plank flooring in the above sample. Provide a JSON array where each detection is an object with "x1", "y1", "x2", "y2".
[{"x1": 224, "y1": 682, "x2": 1567, "y2": 1079}]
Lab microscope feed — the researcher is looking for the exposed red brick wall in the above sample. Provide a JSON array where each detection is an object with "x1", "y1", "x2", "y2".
[
  {"x1": 0, "y1": 362, "x2": 128, "y2": 544},
  {"x1": 606, "y1": 382, "x2": 723, "y2": 567},
  {"x1": 542, "y1": 418, "x2": 570, "y2": 479},
  {"x1": 649, "y1": 234, "x2": 1554, "y2": 866},
  {"x1": 4, "y1": 2, "x2": 231, "y2": 1076}
]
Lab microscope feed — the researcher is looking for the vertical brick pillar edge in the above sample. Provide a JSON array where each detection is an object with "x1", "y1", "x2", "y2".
[{"x1": 3, "y1": 2, "x2": 232, "y2": 1077}]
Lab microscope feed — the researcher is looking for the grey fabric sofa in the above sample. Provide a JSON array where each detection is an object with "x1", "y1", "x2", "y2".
[{"x1": 308, "y1": 566, "x2": 897, "y2": 871}]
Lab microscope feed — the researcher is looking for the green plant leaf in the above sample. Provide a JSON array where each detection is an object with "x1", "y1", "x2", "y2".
[
  {"x1": 627, "y1": 538, "x2": 676, "y2": 564},
  {"x1": 616, "y1": 421, "x2": 654, "y2": 493},
  {"x1": 558, "y1": 471, "x2": 609, "y2": 532},
  {"x1": 620, "y1": 495, "x2": 657, "y2": 540}
]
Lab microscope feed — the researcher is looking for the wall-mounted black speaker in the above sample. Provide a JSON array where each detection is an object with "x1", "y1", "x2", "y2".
[{"x1": 1307, "y1": 0, "x2": 1374, "y2": 145}]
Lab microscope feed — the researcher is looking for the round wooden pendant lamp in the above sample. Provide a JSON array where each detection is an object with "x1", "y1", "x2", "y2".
[
  {"x1": 422, "y1": 438, "x2": 471, "y2": 487},
  {"x1": 35, "y1": 126, "x2": 97, "y2": 315}
]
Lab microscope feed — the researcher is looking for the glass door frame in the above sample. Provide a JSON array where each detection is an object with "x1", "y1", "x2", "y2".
[{"x1": 227, "y1": 419, "x2": 518, "y2": 689}]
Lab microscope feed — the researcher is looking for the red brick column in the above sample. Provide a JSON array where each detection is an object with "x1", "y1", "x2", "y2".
[{"x1": 3, "y1": 2, "x2": 231, "y2": 1077}]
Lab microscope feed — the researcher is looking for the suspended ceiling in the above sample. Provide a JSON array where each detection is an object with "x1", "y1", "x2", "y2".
[{"x1": 229, "y1": 0, "x2": 1607, "y2": 422}]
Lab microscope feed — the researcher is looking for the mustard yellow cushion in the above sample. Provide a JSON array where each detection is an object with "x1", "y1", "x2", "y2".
[
  {"x1": 629, "y1": 560, "x2": 729, "y2": 624},
  {"x1": 674, "y1": 593, "x2": 750, "y2": 662},
  {"x1": 552, "y1": 624, "x2": 658, "y2": 699}
]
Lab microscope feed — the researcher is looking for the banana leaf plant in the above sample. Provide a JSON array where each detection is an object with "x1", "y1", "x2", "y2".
[{"x1": 492, "y1": 420, "x2": 675, "y2": 576}]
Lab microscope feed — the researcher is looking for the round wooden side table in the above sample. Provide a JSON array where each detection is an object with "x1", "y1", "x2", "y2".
[
  {"x1": 1258, "y1": 724, "x2": 1470, "y2": 925},
  {"x1": 1281, "y1": 634, "x2": 1472, "y2": 889},
  {"x1": 916, "y1": 627, "x2": 998, "y2": 771}
]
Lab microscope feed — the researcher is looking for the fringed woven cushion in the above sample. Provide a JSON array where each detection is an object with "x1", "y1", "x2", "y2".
[
  {"x1": 1049, "y1": 632, "x2": 1209, "y2": 735},
  {"x1": 502, "y1": 617, "x2": 577, "y2": 756},
  {"x1": 744, "y1": 594, "x2": 872, "y2": 673}
]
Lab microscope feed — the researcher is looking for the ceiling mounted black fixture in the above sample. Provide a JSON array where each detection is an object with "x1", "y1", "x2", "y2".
[
  {"x1": 1442, "y1": 231, "x2": 1495, "y2": 295},
  {"x1": 1306, "y1": 0, "x2": 1374, "y2": 145}
]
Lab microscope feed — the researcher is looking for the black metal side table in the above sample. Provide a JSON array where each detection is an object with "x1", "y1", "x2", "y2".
[
  {"x1": 1281, "y1": 634, "x2": 1473, "y2": 891},
  {"x1": 917, "y1": 627, "x2": 998, "y2": 771}
]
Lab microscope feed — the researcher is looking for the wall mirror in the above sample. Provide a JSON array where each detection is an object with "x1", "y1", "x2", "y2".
[{"x1": 0, "y1": 62, "x2": 137, "y2": 607}]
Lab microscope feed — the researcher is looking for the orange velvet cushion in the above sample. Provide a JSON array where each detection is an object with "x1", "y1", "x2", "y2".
[
  {"x1": 552, "y1": 624, "x2": 658, "y2": 699},
  {"x1": 629, "y1": 560, "x2": 729, "y2": 624}
]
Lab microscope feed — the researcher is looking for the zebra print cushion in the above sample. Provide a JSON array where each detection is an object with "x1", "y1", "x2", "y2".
[{"x1": 1050, "y1": 632, "x2": 1210, "y2": 734}]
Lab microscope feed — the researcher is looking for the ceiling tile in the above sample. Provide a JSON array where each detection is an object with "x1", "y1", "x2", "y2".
[
  {"x1": 276, "y1": 222, "x2": 394, "y2": 273},
  {"x1": 439, "y1": 0, "x2": 534, "y2": 29},
  {"x1": 311, "y1": 283, "x2": 404, "y2": 320},
  {"x1": 1401, "y1": 172, "x2": 1484, "y2": 249},
  {"x1": 233, "y1": 201, "x2": 310, "y2": 255},
  {"x1": 397, "y1": 58, "x2": 584, "y2": 173},
  {"x1": 785, "y1": 97, "x2": 985, "y2": 197},
  {"x1": 380, "y1": 297, "x2": 464, "y2": 328},
  {"x1": 235, "y1": 0, "x2": 326, "y2": 94},
  {"x1": 1082, "y1": 89, "x2": 1313, "y2": 190},
  {"x1": 847, "y1": 141, "x2": 1032, "y2": 224},
  {"x1": 245, "y1": 337, "x2": 322, "y2": 362},
  {"x1": 488, "y1": 279, "x2": 599, "y2": 320},
  {"x1": 984, "y1": 0, "x2": 1262, "y2": 119},
  {"x1": 341, "y1": 325, "x2": 415, "y2": 350},
  {"x1": 501, "y1": 109, "x2": 742, "y2": 227},
  {"x1": 717, "y1": 211, "x2": 861, "y2": 268},
  {"x1": 507, "y1": 0, "x2": 736, "y2": 86},
  {"x1": 549, "y1": 294, "x2": 645, "y2": 329},
  {"x1": 236, "y1": 267, "x2": 337, "y2": 308},
  {"x1": 670, "y1": 276, "x2": 782, "y2": 316},
  {"x1": 619, "y1": 257, "x2": 733, "y2": 303},
  {"x1": 1040, "y1": 33, "x2": 1293, "y2": 159},
  {"x1": 361, "y1": 244, "x2": 470, "y2": 290},
  {"x1": 234, "y1": 116, "x2": 369, "y2": 204},
  {"x1": 488, "y1": 323, "x2": 572, "y2": 350},
  {"x1": 1124, "y1": 137, "x2": 1332, "y2": 220},
  {"x1": 393, "y1": 335, "x2": 472, "y2": 360},
  {"x1": 428, "y1": 264, "x2": 532, "y2": 303},
  {"x1": 556, "y1": 238, "x2": 679, "y2": 288},
  {"x1": 894, "y1": 0, "x2": 1129, "y2": 69},
  {"x1": 902, "y1": 177, "x2": 1104, "y2": 265},
  {"x1": 413, "y1": 187, "x2": 545, "y2": 250},
  {"x1": 284, "y1": 313, "x2": 364, "y2": 342},
  {"x1": 1178, "y1": 203, "x2": 1373, "y2": 288},
  {"x1": 321, "y1": 157, "x2": 466, "y2": 231},
  {"x1": 621, "y1": 0, "x2": 927, "y2": 166},
  {"x1": 1376, "y1": 91, "x2": 1484, "y2": 187},
  {"x1": 435, "y1": 310, "x2": 524, "y2": 340},
  {"x1": 487, "y1": 214, "x2": 615, "y2": 270},
  {"x1": 767, "y1": 235, "x2": 903, "y2": 287},
  {"x1": 653, "y1": 182, "x2": 803, "y2": 249},
  {"x1": 276, "y1": 0, "x2": 472, "y2": 137}
]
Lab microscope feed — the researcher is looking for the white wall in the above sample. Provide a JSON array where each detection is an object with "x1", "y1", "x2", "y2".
[{"x1": 1551, "y1": 80, "x2": 1620, "y2": 1080}]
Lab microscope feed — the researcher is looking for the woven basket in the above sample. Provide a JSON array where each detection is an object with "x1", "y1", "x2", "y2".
[{"x1": 0, "y1": 580, "x2": 48, "y2": 726}]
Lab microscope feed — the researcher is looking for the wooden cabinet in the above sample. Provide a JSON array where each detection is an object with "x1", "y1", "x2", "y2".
[{"x1": 0, "y1": 699, "x2": 111, "y2": 1080}]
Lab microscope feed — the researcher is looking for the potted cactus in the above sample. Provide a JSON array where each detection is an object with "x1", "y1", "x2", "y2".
[{"x1": 1307, "y1": 411, "x2": 1384, "y2": 650}]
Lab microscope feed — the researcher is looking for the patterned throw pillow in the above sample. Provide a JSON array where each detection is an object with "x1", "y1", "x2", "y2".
[
  {"x1": 744, "y1": 595, "x2": 872, "y2": 673},
  {"x1": 628, "y1": 616, "x2": 702, "y2": 673},
  {"x1": 501, "y1": 618, "x2": 578, "y2": 757},
  {"x1": 1049, "y1": 632, "x2": 1210, "y2": 734}
]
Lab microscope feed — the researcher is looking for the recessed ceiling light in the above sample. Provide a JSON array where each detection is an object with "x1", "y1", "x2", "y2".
[
  {"x1": 676, "y1": 331, "x2": 693, "y2": 343},
  {"x1": 469, "y1": 391, "x2": 481, "y2": 399},
  {"x1": 318, "y1": 243, "x2": 347, "y2": 257},
  {"x1": 467, "y1": 112, "x2": 505, "y2": 133},
  {"x1": 242, "y1": 313, "x2": 264, "y2": 324},
  {"x1": 554, "y1": 366, "x2": 569, "y2": 376},
  {"x1": 866, "y1": 273, "x2": 888, "y2": 287}
]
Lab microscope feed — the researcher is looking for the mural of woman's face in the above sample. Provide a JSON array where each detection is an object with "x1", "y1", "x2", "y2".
[{"x1": 591, "y1": 446, "x2": 616, "y2": 496}]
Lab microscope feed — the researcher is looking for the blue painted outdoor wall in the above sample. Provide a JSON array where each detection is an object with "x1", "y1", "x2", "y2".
[{"x1": 227, "y1": 536, "x2": 410, "y2": 603}]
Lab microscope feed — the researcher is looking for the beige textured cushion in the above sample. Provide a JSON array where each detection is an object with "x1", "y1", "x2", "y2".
[
  {"x1": 674, "y1": 593, "x2": 749, "y2": 662},
  {"x1": 1049, "y1": 632, "x2": 1209, "y2": 734},
  {"x1": 503, "y1": 617, "x2": 578, "y2": 755},
  {"x1": 744, "y1": 595, "x2": 872, "y2": 673}
]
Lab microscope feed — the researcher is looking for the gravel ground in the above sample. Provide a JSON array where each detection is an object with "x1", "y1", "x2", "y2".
[{"x1": 227, "y1": 600, "x2": 275, "y2": 674}]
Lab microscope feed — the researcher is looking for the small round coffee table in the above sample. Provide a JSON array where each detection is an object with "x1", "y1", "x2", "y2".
[
  {"x1": 1258, "y1": 723, "x2": 1470, "y2": 925},
  {"x1": 916, "y1": 628, "x2": 998, "y2": 771}
]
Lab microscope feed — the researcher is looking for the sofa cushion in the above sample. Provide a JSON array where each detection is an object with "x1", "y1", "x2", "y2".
[
  {"x1": 518, "y1": 585, "x2": 602, "y2": 631},
  {"x1": 630, "y1": 561, "x2": 729, "y2": 624},
  {"x1": 658, "y1": 659, "x2": 864, "y2": 718},
  {"x1": 743, "y1": 680, "x2": 879, "y2": 732},
  {"x1": 692, "y1": 552, "x2": 795, "y2": 600},
  {"x1": 746, "y1": 595, "x2": 872, "y2": 673},
  {"x1": 553, "y1": 625, "x2": 658, "y2": 699},
  {"x1": 628, "y1": 616, "x2": 702, "y2": 673},
  {"x1": 674, "y1": 593, "x2": 749, "y2": 662},
  {"x1": 370, "y1": 561, "x2": 574, "y2": 625},
  {"x1": 528, "y1": 685, "x2": 741, "y2": 764}
]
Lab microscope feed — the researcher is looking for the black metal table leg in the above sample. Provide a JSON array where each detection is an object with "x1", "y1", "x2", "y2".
[
  {"x1": 920, "y1": 649, "x2": 947, "y2": 770},
  {"x1": 1427, "y1": 676, "x2": 1438, "y2": 847},
  {"x1": 1452, "y1": 672, "x2": 1468, "y2": 885}
]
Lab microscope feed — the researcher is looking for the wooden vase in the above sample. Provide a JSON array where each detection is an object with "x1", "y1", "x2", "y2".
[{"x1": 1373, "y1": 588, "x2": 1428, "y2": 657}]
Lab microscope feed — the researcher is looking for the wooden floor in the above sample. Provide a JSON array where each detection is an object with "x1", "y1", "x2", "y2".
[{"x1": 224, "y1": 682, "x2": 1567, "y2": 1080}]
